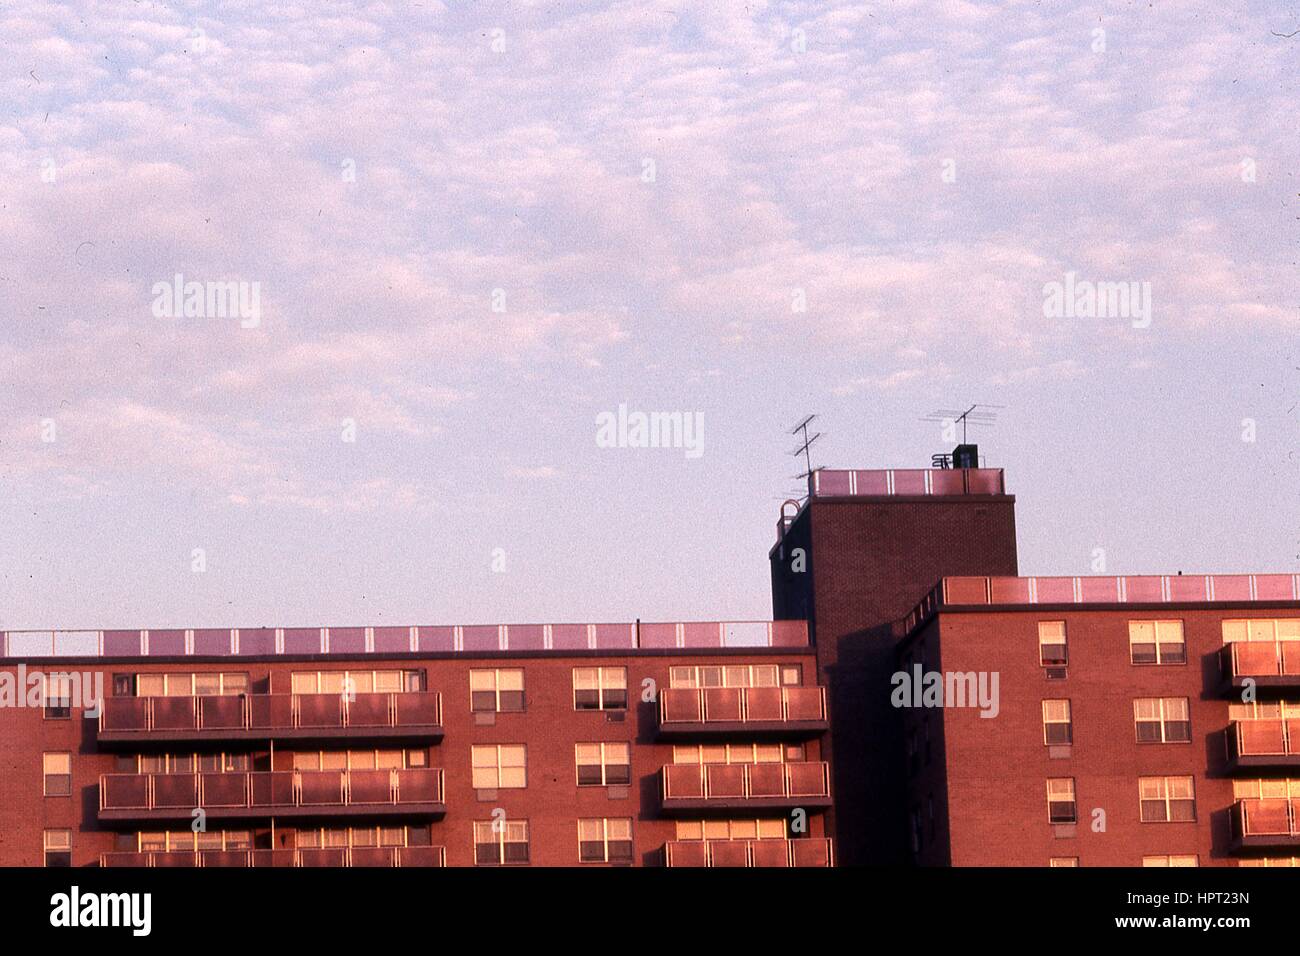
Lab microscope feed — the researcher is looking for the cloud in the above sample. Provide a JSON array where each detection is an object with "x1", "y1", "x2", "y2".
[{"x1": 0, "y1": 0, "x2": 1293, "y2": 516}]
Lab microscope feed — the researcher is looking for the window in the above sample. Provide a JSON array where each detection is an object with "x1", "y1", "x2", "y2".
[
  {"x1": 1134, "y1": 698, "x2": 1191, "y2": 743},
  {"x1": 1229, "y1": 701, "x2": 1300, "y2": 722},
  {"x1": 668, "y1": 664, "x2": 798, "y2": 689},
  {"x1": 576, "y1": 743, "x2": 631, "y2": 786},
  {"x1": 134, "y1": 752, "x2": 250, "y2": 773},
  {"x1": 1139, "y1": 776, "x2": 1196, "y2": 822},
  {"x1": 675, "y1": 819, "x2": 786, "y2": 841},
  {"x1": 128, "y1": 672, "x2": 249, "y2": 697},
  {"x1": 474, "y1": 820, "x2": 528, "y2": 865},
  {"x1": 1222, "y1": 619, "x2": 1300, "y2": 644},
  {"x1": 1049, "y1": 857, "x2": 1078, "y2": 867},
  {"x1": 1129, "y1": 621, "x2": 1186, "y2": 665},
  {"x1": 1233, "y1": 778, "x2": 1300, "y2": 800},
  {"x1": 298, "y1": 826, "x2": 408, "y2": 849},
  {"x1": 43, "y1": 753, "x2": 71, "y2": 796},
  {"x1": 1047, "y1": 778, "x2": 1076, "y2": 823},
  {"x1": 139, "y1": 830, "x2": 253, "y2": 852},
  {"x1": 578, "y1": 818, "x2": 633, "y2": 863},
  {"x1": 573, "y1": 667, "x2": 628, "y2": 710},
  {"x1": 1042, "y1": 700, "x2": 1072, "y2": 745},
  {"x1": 471, "y1": 744, "x2": 527, "y2": 789},
  {"x1": 469, "y1": 669, "x2": 524, "y2": 713},
  {"x1": 1038, "y1": 622, "x2": 1067, "y2": 678},
  {"x1": 291, "y1": 669, "x2": 418, "y2": 696},
  {"x1": 1143, "y1": 855, "x2": 1198, "y2": 867},
  {"x1": 43, "y1": 830, "x2": 71, "y2": 867},
  {"x1": 43, "y1": 674, "x2": 72, "y2": 719},
  {"x1": 292, "y1": 749, "x2": 422, "y2": 771},
  {"x1": 1238, "y1": 857, "x2": 1300, "y2": 867},
  {"x1": 672, "y1": 742, "x2": 797, "y2": 764}
]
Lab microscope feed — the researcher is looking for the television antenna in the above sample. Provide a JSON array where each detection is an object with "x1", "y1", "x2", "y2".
[
  {"x1": 786, "y1": 414, "x2": 824, "y2": 498},
  {"x1": 920, "y1": 404, "x2": 1003, "y2": 445}
]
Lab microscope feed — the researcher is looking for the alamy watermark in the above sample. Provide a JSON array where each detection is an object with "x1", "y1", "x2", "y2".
[
  {"x1": 0, "y1": 665, "x2": 103, "y2": 716},
  {"x1": 595, "y1": 403, "x2": 704, "y2": 459},
  {"x1": 152, "y1": 273, "x2": 261, "y2": 328},
  {"x1": 890, "y1": 665, "x2": 1000, "y2": 718},
  {"x1": 1043, "y1": 271, "x2": 1151, "y2": 328}
]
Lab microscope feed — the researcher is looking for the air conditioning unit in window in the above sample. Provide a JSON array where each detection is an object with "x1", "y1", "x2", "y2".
[{"x1": 1045, "y1": 666, "x2": 1067, "y2": 680}]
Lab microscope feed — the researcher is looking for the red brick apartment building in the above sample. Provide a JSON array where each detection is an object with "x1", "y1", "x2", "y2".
[
  {"x1": 0, "y1": 623, "x2": 832, "y2": 868},
  {"x1": 895, "y1": 575, "x2": 1300, "y2": 867},
  {"x1": 3, "y1": 457, "x2": 1296, "y2": 868}
]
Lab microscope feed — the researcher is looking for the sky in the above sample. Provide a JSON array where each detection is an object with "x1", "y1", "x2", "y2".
[{"x1": 1, "y1": 1, "x2": 1297, "y2": 631}]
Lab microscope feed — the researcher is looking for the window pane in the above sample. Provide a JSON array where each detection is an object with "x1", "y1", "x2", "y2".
[
  {"x1": 291, "y1": 673, "x2": 317, "y2": 694},
  {"x1": 137, "y1": 674, "x2": 165, "y2": 697},
  {"x1": 194, "y1": 673, "x2": 221, "y2": 696},
  {"x1": 44, "y1": 753, "x2": 71, "y2": 774}
]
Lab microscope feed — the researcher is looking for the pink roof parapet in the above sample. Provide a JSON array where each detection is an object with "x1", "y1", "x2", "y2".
[
  {"x1": 900, "y1": 574, "x2": 1300, "y2": 636},
  {"x1": 810, "y1": 468, "x2": 1006, "y2": 498},
  {"x1": 0, "y1": 619, "x2": 810, "y2": 660}
]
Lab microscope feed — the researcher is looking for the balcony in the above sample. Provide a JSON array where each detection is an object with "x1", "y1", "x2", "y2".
[
  {"x1": 1220, "y1": 643, "x2": 1300, "y2": 691},
  {"x1": 1225, "y1": 720, "x2": 1300, "y2": 770},
  {"x1": 1230, "y1": 799, "x2": 1300, "y2": 850},
  {"x1": 96, "y1": 692, "x2": 443, "y2": 746},
  {"x1": 657, "y1": 686, "x2": 828, "y2": 738},
  {"x1": 98, "y1": 769, "x2": 445, "y2": 823},
  {"x1": 101, "y1": 848, "x2": 447, "y2": 868},
  {"x1": 664, "y1": 838, "x2": 833, "y2": 867},
  {"x1": 659, "y1": 762, "x2": 831, "y2": 813},
  {"x1": 100, "y1": 847, "x2": 446, "y2": 867}
]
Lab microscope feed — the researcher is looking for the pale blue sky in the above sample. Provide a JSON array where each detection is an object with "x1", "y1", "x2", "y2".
[{"x1": 1, "y1": 1, "x2": 1296, "y2": 630}]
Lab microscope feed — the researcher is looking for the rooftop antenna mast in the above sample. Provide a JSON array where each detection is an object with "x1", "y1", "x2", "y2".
[
  {"x1": 786, "y1": 414, "x2": 824, "y2": 499},
  {"x1": 920, "y1": 404, "x2": 1004, "y2": 467}
]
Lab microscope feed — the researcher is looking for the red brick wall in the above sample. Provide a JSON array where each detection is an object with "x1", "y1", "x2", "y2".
[
  {"x1": 772, "y1": 495, "x2": 1019, "y2": 865},
  {"x1": 0, "y1": 651, "x2": 826, "y2": 867},
  {"x1": 907, "y1": 605, "x2": 1300, "y2": 866}
]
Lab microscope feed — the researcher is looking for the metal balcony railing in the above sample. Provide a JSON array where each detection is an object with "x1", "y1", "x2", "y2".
[
  {"x1": 1221, "y1": 643, "x2": 1300, "y2": 684},
  {"x1": 1227, "y1": 719, "x2": 1300, "y2": 763},
  {"x1": 658, "y1": 686, "x2": 827, "y2": 728},
  {"x1": 660, "y1": 762, "x2": 831, "y2": 805},
  {"x1": 663, "y1": 838, "x2": 833, "y2": 867},
  {"x1": 98, "y1": 769, "x2": 445, "y2": 818},
  {"x1": 1232, "y1": 798, "x2": 1300, "y2": 844},
  {"x1": 99, "y1": 846, "x2": 446, "y2": 867},
  {"x1": 97, "y1": 692, "x2": 443, "y2": 739}
]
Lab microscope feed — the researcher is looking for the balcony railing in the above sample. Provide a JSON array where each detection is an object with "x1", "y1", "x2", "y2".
[
  {"x1": 98, "y1": 769, "x2": 445, "y2": 822},
  {"x1": 657, "y1": 686, "x2": 828, "y2": 736},
  {"x1": 100, "y1": 846, "x2": 446, "y2": 867},
  {"x1": 96, "y1": 692, "x2": 443, "y2": 744},
  {"x1": 660, "y1": 762, "x2": 831, "y2": 811},
  {"x1": 1220, "y1": 643, "x2": 1300, "y2": 688},
  {"x1": 1226, "y1": 719, "x2": 1300, "y2": 768},
  {"x1": 96, "y1": 848, "x2": 444, "y2": 868},
  {"x1": 663, "y1": 838, "x2": 833, "y2": 867},
  {"x1": 1231, "y1": 798, "x2": 1300, "y2": 849}
]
